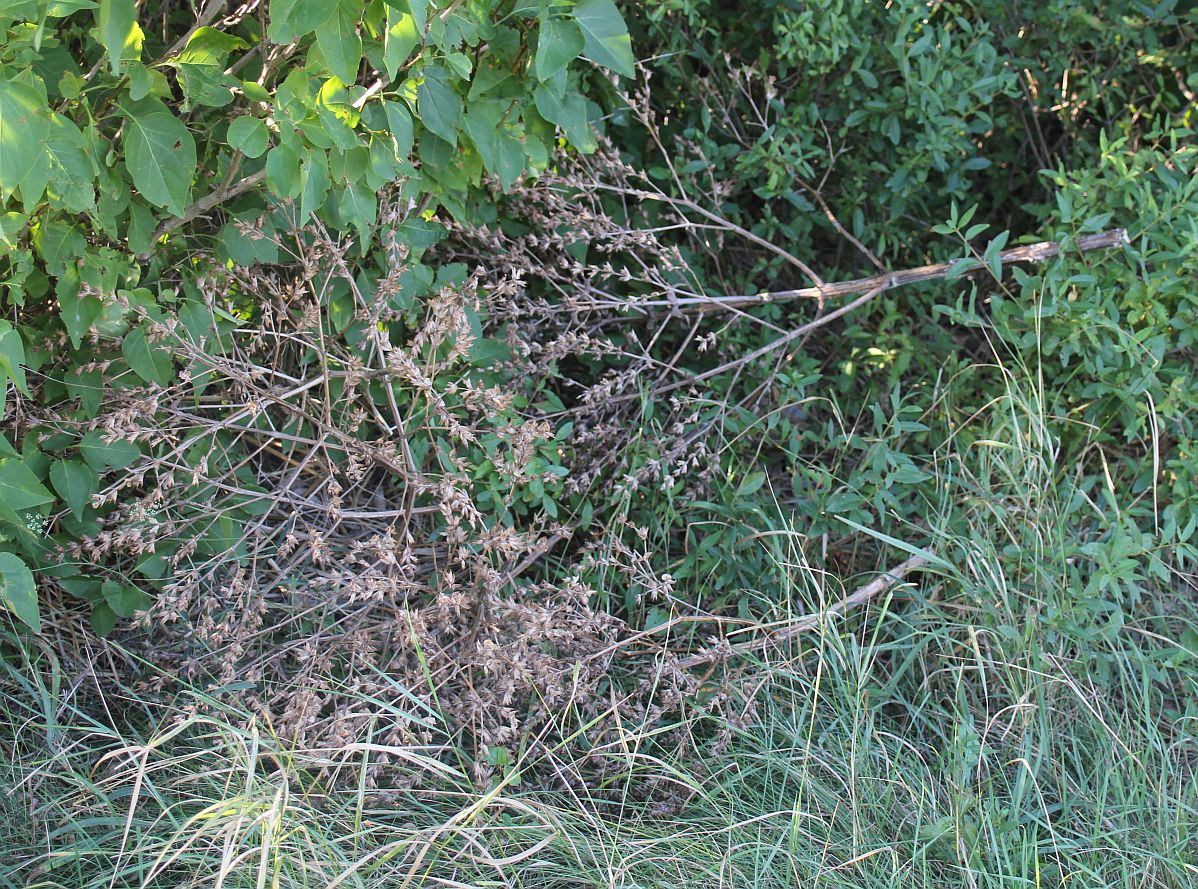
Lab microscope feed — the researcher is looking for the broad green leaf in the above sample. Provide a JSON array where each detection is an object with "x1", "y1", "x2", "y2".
[
  {"x1": 118, "y1": 96, "x2": 196, "y2": 216},
  {"x1": 384, "y1": 6, "x2": 420, "y2": 80},
  {"x1": 50, "y1": 458, "x2": 97, "y2": 520},
  {"x1": 417, "y1": 67, "x2": 460, "y2": 146},
  {"x1": 78, "y1": 431, "x2": 141, "y2": 471},
  {"x1": 227, "y1": 115, "x2": 269, "y2": 158},
  {"x1": 100, "y1": 579, "x2": 151, "y2": 618},
  {"x1": 65, "y1": 368, "x2": 103, "y2": 418},
  {"x1": 96, "y1": 0, "x2": 141, "y2": 74},
  {"x1": 45, "y1": 114, "x2": 98, "y2": 213},
  {"x1": 534, "y1": 86, "x2": 595, "y2": 152},
  {"x1": 35, "y1": 220, "x2": 85, "y2": 275},
  {"x1": 399, "y1": 0, "x2": 428, "y2": 33},
  {"x1": 315, "y1": 77, "x2": 360, "y2": 148},
  {"x1": 266, "y1": 143, "x2": 301, "y2": 198},
  {"x1": 56, "y1": 275, "x2": 103, "y2": 347},
  {"x1": 267, "y1": 0, "x2": 335, "y2": 42},
  {"x1": 175, "y1": 26, "x2": 247, "y2": 65},
  {"x1": 445, "y1": 52, "x2": 472, "y2": 79},
  {"x1": 333, "y1": 179, "x2": 377, "y2": 244},
  {"x1": 91, "y1": 602, "x2": 117, "y2": 635},
  {"x1": 368, "y1": 134, "x2": 400, "y2": 185},
  {"x1": 0, "y1": 457, "x2": 54, "y2": 511},
  {"x1": 383, "y1": 100, "x2": 414, "y2": 157},
  {"x1": 462, "y1": 100, "x2": 525, "y2": 188},
  {"x1": 126, "y1": 61, "x2": 170, "y2": 100},
  {"x1": 0, "y1": 0, "x2": 39, "y2": 17},
  {"x1": 174, "y1": 62, "x2": 239, "y2": 108},
  {"x1": 735, "y1": 470, "x2": 767, "y2": 498},
  {"x1": 316, "y1": 0, "x2": 363, "y2": 84},
  {"x1": 298, "y1": 148, "x2": 329, "y2": 225},
  {"x1": 573, "y1": 0, "x2": 634, "y2": 77},
  {"x1": 0, "y1": 552, "x2": 39, "y2": 632},
  {"x1": 217, "y1": 214, "x2": 279, "y2": 266},
  {"x1": 536, "y1": 17, "x2": 584, "y2": 81},
  {"x1": 0, "y1": 79, "x2": 51, "y2": 192},
  {"x1": 121, "y1": 326, "x2": 171, "y2": 385}
]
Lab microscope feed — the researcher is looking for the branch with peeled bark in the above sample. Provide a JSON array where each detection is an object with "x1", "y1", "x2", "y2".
[
  {"x1": 680, "y1": 554, "x2": 931, "y2": 669},
  {"x1": 575, "y1": 228, "x2": 1130, "y2": 314}
]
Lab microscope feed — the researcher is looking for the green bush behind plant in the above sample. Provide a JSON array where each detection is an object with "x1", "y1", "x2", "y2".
[
  {"x1": 0, "y1": 0, "x2": 634, "y2": 631},
  {"x1": 595, "y1": 0, "x2": 1198, "y2": 619}
]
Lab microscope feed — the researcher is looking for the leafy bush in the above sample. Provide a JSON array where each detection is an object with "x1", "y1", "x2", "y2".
[{"x1": 0, "y1": 0, "x2": 634, "y2": 634}]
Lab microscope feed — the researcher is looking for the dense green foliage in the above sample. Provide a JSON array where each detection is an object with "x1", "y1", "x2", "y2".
[
  {"x1": 0, "y1": 0, "x2": 632, "y2": 631},
  {"x1": 595, "y1": 0, "x2": 1198, "y2": 613}
]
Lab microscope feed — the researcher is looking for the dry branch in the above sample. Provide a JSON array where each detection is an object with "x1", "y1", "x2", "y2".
[
  {"x1": 616, "y1": 228, "x2": 1129, "y2": 313},
  {"x1": 680, "y1": 554, "x2": 931, "y2": 668}
]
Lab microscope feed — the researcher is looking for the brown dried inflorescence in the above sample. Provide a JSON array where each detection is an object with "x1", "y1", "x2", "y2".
[{"x1": 26, "y1": 168, "x2": 746, "y2": 774}]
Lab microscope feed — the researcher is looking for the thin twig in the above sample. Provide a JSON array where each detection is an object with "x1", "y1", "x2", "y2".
[{"x1": 679, "y1": 554, "x2": 930, "y2": 668}]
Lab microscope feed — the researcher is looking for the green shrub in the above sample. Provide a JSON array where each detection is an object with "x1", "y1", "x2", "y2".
[{"x1": 0, "y1": 0, "x2": 634, "y2": 633}]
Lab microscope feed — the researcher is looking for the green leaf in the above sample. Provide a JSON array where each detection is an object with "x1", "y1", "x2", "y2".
[
  {"x1": 0, "y1": 320, "x2": 29, "y2": 397},
  {"x1": 417, "y1": 67, "x2": 460, "y2": 146},
  {"x1": 0, "y1": 79, "x2": 51, "y2": 193},
  {"x1": 56, "y1": 275, "x2": 103, "y2": 347},
  {"x1": 316, "y1": 0, "x2": 363, "y2": 84},
  {"x1": 0, "y1": 552, "x2": 39, "y2": 632},
  {"x1": 298, "y1": 148, "x2": 329, "y2": 225},
  {"x1": 118, "y1": 96, "x2": 197, "y2": 216},
  {"x1": 0, "y1": 457, "x2": 54, "y2": 512},
  {"x1": 0, "y1": 0, "x2": 39, "y2": 18},
  {"x1": 175, "y1": 26, "x2": 247, "y2": 65},
  {"x1": 127, "y1": 62, "x2": 170, "y2": 101},
  {"x1": 333, "y1": 179, "x2": 377, "y2": 244},
  {"x1": 96, "y1": 0, "x2": 141, "y2": 74},
  {"x1": 78, "y1": 431, "x2": 141, "y2": 471},
  {"x1": 536, "y1": 17, "x2": 584, "y2": 81},
  {"x1": 383, "y1": 6, "x2": 420, "y2": 80},
  {"x1": 227, "y1": 115, "x2": 269, "y2": 158},
  {"x1": 266, "y1": 143, "x2": 301, "y2": 198},
  {"x1": 100, "y1": 579, "x2": 151, "y2": 618},
  {"x1": 36, "y1": 220, "x2": 84, "y2": 275},
  {"x1": 735, "y1": 470, "x2": 767, "y2": 498},
  {"x1": 90, "y1": 601, "x2": 117, "y2": 635},
  {"x1": 65, "y1": 368, "x2": 104, "y2": 418},
  {"x1": 462, "y1": 100, "x2": 525, "y2": 188},
  {"x1": 573, "y1": 0, "x2": 634, "y2": 77},
  {"x1": 267, "y1": 0, "x2": 336, "y2": 42},
  {"x1": 121, "y1": 326, "x2": 171, "y2": 385},
  {"x1": 44, "y1": 115, "x2": 98, "y2": 212},
  {"x1": 217, "y1": 216, "x2": 279, "y2": 266},
  {"x1": 50, "y1": 459, "x2": 98, "y2": 520},
  {"x1": 174, "y1": 62, "x2": 239, "y2": 108},
  {"x1": 533, "y1": 86, "x2": 595, "y2": 152},
  {"x1": 383, "y1": 100, "x2": 414, "y2": 157}
]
